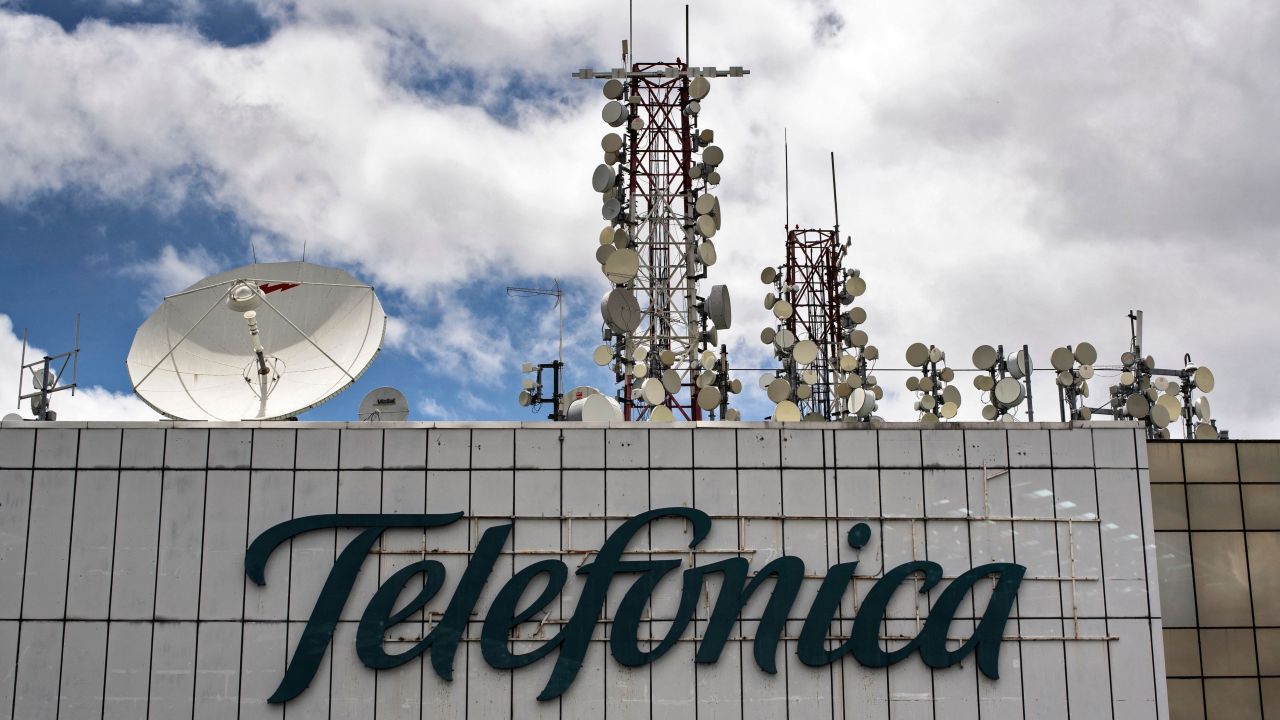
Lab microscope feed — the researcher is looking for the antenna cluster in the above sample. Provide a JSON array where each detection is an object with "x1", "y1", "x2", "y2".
[
  {"x1": 972, "y1": 344, "x2": 1034, "y2": 421},
  {"x1": 905, "y1": 343, "x2": 961, "y2": 422},
  {"x1": 579, "y1": 39, "x2": 748, "y2": 421},
  {"x1": 1050, "y1": 342, "x2": 1098, "y2": 422}
]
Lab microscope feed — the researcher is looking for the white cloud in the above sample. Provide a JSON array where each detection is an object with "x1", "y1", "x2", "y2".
[
  {"x1": 1, "y1": 3, "x2": 1278, "y2": 435},
  {"x1": 120, "y1": 243, "x2": 223, "y2": 309},
  {"x1": 0, "y1": 313, "x2": 158, "y2": 421}
]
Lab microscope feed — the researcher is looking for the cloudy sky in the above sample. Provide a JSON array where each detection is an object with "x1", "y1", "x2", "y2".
[{"x1": 1, "y1": 0, "x2": 1276, "y2": 436}]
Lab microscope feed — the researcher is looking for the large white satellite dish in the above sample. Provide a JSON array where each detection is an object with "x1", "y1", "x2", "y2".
[{"x1": 127, "y1": 261, "x2": 386, "y2": 421}]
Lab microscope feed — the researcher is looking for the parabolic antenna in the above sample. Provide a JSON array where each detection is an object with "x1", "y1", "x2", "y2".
[
  {"x1": 707, "y1": 284, "x2": 732, "y2": 329},
  {"x1": 127, "y1": 261, "x2": 386, "y2": 421},
  {"x1": 567, "y1": 393, "x2": 623, "y2": 422},
  {"x1": 358, "y1": 386, "x2": 409, "y2": 421}
]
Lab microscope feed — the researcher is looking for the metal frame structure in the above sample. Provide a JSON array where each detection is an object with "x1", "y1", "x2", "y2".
[
  {"x1": 578, "y1": 53, "x2": 747, "y2": 421},
  {"x1": 783, "y1": 227, "x2": 843, "y2": 418}
]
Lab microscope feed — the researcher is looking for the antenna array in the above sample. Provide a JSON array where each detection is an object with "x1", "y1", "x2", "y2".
[
  {"x1": 972, "y1": 344, "x2": 1035, "y2": 421},
  {"x1": 579, "y1": 42, "x2": 748, "y2": 421},
  {"x1": 905, "y1": 343, "x2": 960, "y2": 422}
]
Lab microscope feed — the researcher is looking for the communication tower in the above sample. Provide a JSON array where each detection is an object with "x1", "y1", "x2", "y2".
[{"x1": 581, "y1": 30, "x2": 747, "y2": 421}]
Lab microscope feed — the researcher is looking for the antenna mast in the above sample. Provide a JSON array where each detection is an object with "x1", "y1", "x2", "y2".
[
  {"x1": 574, "y1": 9, "x2": 748, "y2": 421},
  {"x1": 16, "y1": 315, "x2": 80, "y2": 421}
]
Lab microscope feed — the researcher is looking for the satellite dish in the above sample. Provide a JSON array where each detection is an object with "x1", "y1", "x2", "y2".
[
  {"x1": 697, "y1": 386, "x2": 722, "y2": 410},
  {"x1": 849, "y1": 330, "x2": 869, "y2": 348},
  {"x1": 696, "y1": 370, "x2": 715, "y2": 388},
  {"x1": 695, "y1": 194, "x2": 717, "y2": 215},
  {"x1": 600, "y1": 288, "x2": 642, "y2": 333},
  {"x1": 839, "y1": 353, "x2": 857, "y2": 372},
  {"x1": 1194, "y1": 423, "x2": 1217, "y2": 440},
  {"x1": 661, "y1": 369, "x2": 682, "y2": 394},
  {"x1": 595, "y1": 244, "x2": 616, "y2": 265},
  {"x1": 602, "y1": 101, "x2": 627, "y2": 126},
  {"x1": 567, "y1": 394, "x2": 624, "y2": 422},
  {"x1": 697, "y1": 240, "x2": 718, "y2": 266},
  {"x1": 942, "y1": 385, "x2": 962, "y2": 406},
  {"x1": 993, "y1": 378, "x2": 1024, "y2": 408},
  {"x1": 641, "y1": 377, "x2": 666, "y2": 405},
  {"x1": 772, "y1": 300, "x2": 793, "y2": 320},
  {"x1": 975, "y1": 375, "x2": 995, "y2": 392},
  {"x1": 649, "y1": 405, "x2": 675, "y2": 422},
  {"x1": 928, "y1": 346, "x2": 945, "y2": 364},
  {"x1": 358, "y1": 387, "x2": 409, "y2": 421},
  {"x1": 801, "y1": 368, "x2": 818, "y2": 385},
  {"x1": 632, "y1": 361, "x2": 648, "y2": 378},
  {"x1": 793, "y1": 340, "x2": 819, "y2": 365},
  {"x1": 940, "y1": 401, "x2": 958, "y2": 419},
  {"x1": 972, "y1": 345, "x2": 998, "y2": 370},
  {"x1": 707, "y1": 285, "x2": 732, "y2": 329},
  {"x1": 602, "y1": 198, "x2": 623, "y2": 221},
  {"x1": 844, "y1": 276, "x2": 866, "y2": 297},
  {"x1": 846, "y1": 307, "x2": 868, "y2": 325},
  {"x1": 2, "y1": 413, "x2": 23, "y2": 423},
  {"x1": 127, "y1": 261, "x2": 385, "y2": 421},
  {"x1": 1193, "y1": 366, "x2": 1215, "y2": 392},
  {"x1": 1050, "y1": 347, "x2": 1074, "y2": 372},
  {"x1": 695, "y1": 215, "x2": 717, "y2": 238},
  {"x1": 981, "y1": 404, "x2": 997, "y2": 421},
  {"x1": 593, "y1": 345, "x2": 613, "y2": 366},
  {"x1": 760, "y1": 327, "x2": 776, "y2": 345},
  {"x1": 1120, "y1": 370, "x2": 1136, "y2": 385},
  {"x1": 1194, "y1": 395, "x2": 1211, "y2": 420},
  {"x1": 773, "y1": 400, "x2": 801, "y2": 422},
  {"x1": 689, "y1": 75, "x2": 711, "y2": 100},
  {"x1": 1074, "y1": 342, "x2": 1098, "y2": 365},
  {"x1": 766, "y1": 377, "x2": 792, "y2": 403},
  {"x1": 603, "y1": 248, "x2": 640, "y2": 284},
  {"x1": 773, "y1": 328, "x2": 796, "y2": 350},
  {"x1": 796, "y1": 383, "x2": 812, "y2": 400},
  {"x1": 864, "y1": 345, "x2": 880, "y2": 361},
  {"x1": 703, "y1": 145, "x2": 725, "y2": 166},
  {"x1": 601, "y1": 132, "x2": 624, "y2": 153},
  {"x1": 905, "y1": 343, "x2": 930, "y2": 368},
  {"x1": 761, "y1": 266, "x2": 778, "y2": 284},
  {"x1": 592, "y1": 164, "x2": 617, "y2": 193},
  {"x1": 906, "y1": 376, "x2": 920, "y2": 392},
  {"x1": 1126, "y1": 394, "x2": 1151, "y2": 419},
  {"x1": 603, "y1": 78, "x2": 625, "y2": 99}
]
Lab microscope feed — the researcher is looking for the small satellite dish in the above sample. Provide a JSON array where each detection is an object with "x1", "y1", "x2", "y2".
[
  {"x1": 567, "y1": 394, "x2": 623, "y2": 422},
  {"x1": 595, "y1": 244, "x2": 615, "y2": 265},
  {"x1": 600, "y1": 288, "x2": 643, "y2": 333},
  {"x1": 1194, "y1": 423, "x2": 1218, "y2": 440},
  {"x1": 793, "y1": 340, "x2": 819, "y2": 365},
  {"x1": 761, "y1": 266, "x2": 778, "y2": 284},
  {"x1": 942, "y1": 385, "x2": 962, "y2": 406},
  {"x1": 592, "y1": 164, "x2": 616, "y2": 193},
  {"x1": 703, "y1": 145, "x2": 725, "y2": 166},
  {"x1": 836, "y1": 382, "x2": 853, "y2": 398},
  {"x1": 1008, "y1": 349, "x2": 1032, "y2": 379},
  {"x1": 839, "y1": 353, "x2": 857, "y2": 372},
  {"x1": 864, "y1": 345, "x2": 880, "y2": 361},
  {"x1": 1157, "y1": 394, "x2": 1182, "y2": 423},
  {"x1": 601, "y1": 132, "x2": 624, "y2": 153},
  {"x1": 1120, "y1": 370, "x2": 1136, "y2": 385},
  {"x1": 1050, "y1": 347, "x2": 1075, "y2": 372},
  {"x1": 2, "y1": 413, "x2": 23, "y2": 423},
  {"x1": 649, "y1": 405, "x2": 675, "y2": 422},
  {"x1": 846, "y1": 307, "x2": 868, "y2": 325},
  {"x1": 972, "y1": 345, "x2": 998, "y2": 370},
  {"x1": 603, "y1": 78, "x2": 625, "y2": 99},
  {"x1": 1150, "y1": 403, "x2": 1172, "y2": 428},
  {"x1": 602, "y1": 101, "x2": 627, "y2": 126},
  {"x1": 773, "y1": 400, "x2": 801, "y2": 422},
  {"x1": 689, "y1": 75, "x2": 711, "y2": 100},
  {"x1": 1121, "y1": 351, "x2": 1137, "y2": 365},
  {"x1": 632, "y1": 361, "x2": 648, "y2": 378},
  {"x1": 940, "y1": 401, "x2": 958, "y2": 419},
  {"x1": 974, "y1": 375, "x2": 994, "y2": 392},
  {"x1": 1193, "y1": 366, "x2": 1215, "y2": 393},
  {"x1": 919, "y1": 376, "x2": 935, "y2": 392},
  {"x1": 697, "y1": 386, "x2": 722, "y2": 410},
  {"x1": 592, "y1": 345, "x2": 613, "y2": 366},
  {"x1": 772, "y1": 300, "x2": 793, "y2": 320},
  {"x1": 661, "y1": 369, "x2": 682, "y2": 394},
  {"x1": 696, "y1": 370, "x2": 715, "y2": 388},
  {"x1": 844, "y1": 276, "x2": 866, "y2": 297},
  {"x1": 697, "y1": 240, "x2": 718, "y2": 266},
  {"x1": 905, "y1": 343, "x2": 930, "y2": 368},
  {"x1": 801, "y1": 368, "x2": 818, "y2": 385},
  {"x1": 919, "y1": 395, "x2": 936, "y2": 411},
  {"x1": 603, "y1": 247, "x2": 640, "y2": 283},
  {"x1": 695, "y1": 194, "x2": 717, "y2": 215},
  {"x1": 939, "y1": 367, "x2": 955, "y2": 383},
  {"x1": 602, "y1": 198, "x2": 623, "y2": 221},
  {"x1": 358, "y1": 386, "x2": 409, "y2": 421},
  {"x1": 1194, "y1": 395, "x2": 1211, "y2": 420},
  {"x1": 1074, "y1": 342, "x2": 1098, "y2": 365},
  {"x1": 641, "y1": 377, "x2": 666, "y2": 405},
  {"x1": 760, "y1": 327, "x2": 776, "y2": 345},
  {"x1": 707, "y1": 284, "x2": 732, "y2": 328},
  {"x1": 795, "y1": 384, "x2": 812, "y2": 400},
  {"x1": 993, "y1": 378, "x2": 1024, "y2": 408},
  {"x1": 928, "y1": 346, "x2": 945, "y2": 364},
  {"x1": 1078, "y1": 364, "x2": 1095, "y2": 380},
  {"x1": 695, "y1": 215, "x2": 717, "y2": 238},
  {"x1": 849, "y1": 330, "x2": 869, "y2": 348},
  {"x1": 730, "y1": 378, "x2": 742, "y2": 394},
  {"x1": 906, "y1": 376, "x2": 920, "y2": 391},
  {"x1": 127, "y1": 261, "x2": 385, "y2": 421},
  {"x1": 766, "y1": 377, "x2": 792, "y2": 403},
  {"x1": 1126, "y1": 394, "x2": 1151, "y2": 419},
  {"x1": 981, "y1": 404, "x2": 998, "y2": 420},
  {"x1": 773, "y1": 328, "x2": 796, "y2": 350}
]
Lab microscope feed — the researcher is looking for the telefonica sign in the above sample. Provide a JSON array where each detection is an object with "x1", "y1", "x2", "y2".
[{"x1": 246, "y1": 507, "x2": 1025, "y2": 704}]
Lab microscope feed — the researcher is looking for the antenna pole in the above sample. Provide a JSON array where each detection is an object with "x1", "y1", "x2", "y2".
[
  {"x1": 71, "y1": 314, "x2": 79, "y2": 397},
  {"x1": 17, "y1": 328, "x2": 26, "y2": 410},
  {"x1": 830, "y1": 151, "x2": 840, "y2": 232},
  {"x1": 629, "y1": 0, "x2": 634, "y2": 64},
  {"x1": 685, "y1": 4, "x2": 690, "y2": 66},
  {"x1": 784, "y1": 129, "x2": 790, "y2": 228},
  {"x1": 1023, "y1": 343, "x2": 1034, "y2": 421}
]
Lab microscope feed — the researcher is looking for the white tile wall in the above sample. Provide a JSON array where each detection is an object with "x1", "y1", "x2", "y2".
[{"x1": 0, "y1": 423, "x2": 1164, "y2": 719}]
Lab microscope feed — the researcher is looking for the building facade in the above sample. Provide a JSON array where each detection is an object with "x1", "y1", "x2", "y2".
[{"x1": 0, "y1": 422, "x2": 1167, "y2": 718}]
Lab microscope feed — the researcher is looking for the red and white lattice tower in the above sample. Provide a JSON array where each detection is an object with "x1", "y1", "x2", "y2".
[{"x1": 581, "y1": 50, "x2": 747, "y2": 421}]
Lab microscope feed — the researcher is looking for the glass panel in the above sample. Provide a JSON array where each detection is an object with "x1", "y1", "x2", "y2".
[
  {"x1": 1192, "y1": 532, "x2": 1253, "y2": 627},
  {"x1": 1164, "y1": 628, "x2": 1201, "y2": 676},
  {"x1": 1247, "y1": 532, "x2": 1280, "y2": 626},
  {"x1": 1149, "y1": 442, "x2": 1185, "y2": 483},
  {"x1": 1257, "y1": 629, "x2": 1280, "y2": 676},
  {"x1": 1203, "y1": 678, "x2": 1261, "y2": 720},
  {"x1": 1199, "y1": 628, "x2": 1257, "y2": 676},
  {"x1": 1153, "y1": 484, "x2": 1189, "y2": 530},
  {"x1": 1263, "y1": 679, "x2": 1280, "y2": 720},
  {"x1": 1187, "y1": 485, "x2": 1243, "y2": 530},
  {"x1": 1168, "y1": 679, "x2": 1205, "y2": 720},
  {"x1": 1238, "y1": 443, "x2": 1280, "y2": 483},
  {"x1": 1158, "y1": 531, "x2": 1198, "y2": 628},
  {"x1": 1184, "y1": 443, "x2": 1239, "y2": 484},
  {"x1": 1242, "y1": 486, "x2": 1280, "y2": 530}
]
